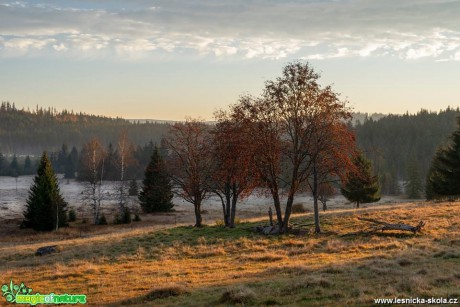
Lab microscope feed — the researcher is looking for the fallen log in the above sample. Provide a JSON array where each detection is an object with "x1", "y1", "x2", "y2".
[{"x1": 358, "y1": 218, "x2": 425, "y2": 234}]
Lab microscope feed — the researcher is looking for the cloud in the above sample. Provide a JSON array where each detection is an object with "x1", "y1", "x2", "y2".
[{"x1": 0, "y1": 0, "x2": 460, "y2": 60}]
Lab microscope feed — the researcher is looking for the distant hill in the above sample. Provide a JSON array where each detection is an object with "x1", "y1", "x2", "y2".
[{"x1": 0, "y1": 102, "x2": 170, "y2": 155}]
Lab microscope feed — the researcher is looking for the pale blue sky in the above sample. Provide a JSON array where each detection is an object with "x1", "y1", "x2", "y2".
[{"x1": 1, "y1": 0, "x2": 459, "y2": 120}]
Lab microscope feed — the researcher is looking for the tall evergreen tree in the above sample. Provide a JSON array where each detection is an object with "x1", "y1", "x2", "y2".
[
  {"x1": 405, "y1": 158, "x2": 423, "y2": 198},
  {"x1": 341, "y1": 153, "x2": 381, "y2": 208},
  {"x1": 57, "y1": 144, "x2": 69, "y2": 173},
  {"x1": 64, "y1": 154, "x2": 75, "y2": 179},
  {"x1": 22, "y1": 152, "x2": 68, "y2": 231},
  {"x1": 0, "y1": 152, "x2": 5, "y2": 175},
  {"x1": 139, "y1": 147, "x2": 174, "y2": 212},
  {"x1": 129, "y1": 179, "x2": 139, "y2": 196},
  {"x1": 23, "y1": 155, "x2": 34, "y2": 175},
  {"x1": 9, "y1": 155, "x2": 20, "y2": 177},
  {"x1": 426, "y1": 118, "x2": 460, "y2": 200}
]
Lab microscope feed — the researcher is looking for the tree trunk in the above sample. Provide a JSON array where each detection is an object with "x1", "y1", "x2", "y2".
[
  {"x1": 225, "y1": 182, "x2": 231, "y2": 227},
  {"x1": 217, "y1": 195, "x2": 227, "y2": 226},
  {"x1": 229, "y1": 183, "x2": 238, "y2": 228},
  {"x1": 356, "y1": 201, "x2": 360, "y2": 209},
  {"x1": 322, "y1": 200, "x2": 327, "y2": 211},
  {"x1": 282, "y1": 192, "x2": 295, "y2": 233},
  {"x1": 194, "y1": 202, "x2": 202, "y2": 227},
  {"x1": 313, "y1": 163, "x2": 321, "y2": 233},
  {"x1": 271, "y1": 189, "x2": 283, "y2": 227},
  {"x1": 268, "y1": 207, "x2": 274, "y2": 226}
]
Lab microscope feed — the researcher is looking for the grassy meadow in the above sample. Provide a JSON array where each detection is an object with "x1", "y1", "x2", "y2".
[{"x1": 2, "y1": 201, "x2": 460, "y2": 306}]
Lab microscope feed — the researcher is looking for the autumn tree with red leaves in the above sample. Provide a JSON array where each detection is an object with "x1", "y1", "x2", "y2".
[
  {"x1": 163, "y1": 119, "x2": 213, "y2": 227},
  {"x1": 230, "y1": 61, "x2": 357, "y2": 233},
  {"x1": 306, "y1": 119, "x2": 357, "y2": 232},
  {"x1": 211, "y1": 111, "x2": 258, "y2": 228}
]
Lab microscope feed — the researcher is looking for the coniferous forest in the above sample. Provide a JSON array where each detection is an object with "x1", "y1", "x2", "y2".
[
  {"x1": 0, "y1": 101, "x2": 459, "y2": 197},
  {"x1": 0, "y1": 102, "x2": 169, "y2": 155},
  {"x1": 354, "y1": 108, "x2": 459, "y2": 196}
]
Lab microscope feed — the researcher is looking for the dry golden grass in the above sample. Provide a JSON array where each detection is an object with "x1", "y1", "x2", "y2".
[{"x1": 1, "y1": 201, "x2": 460, "y2": 306}]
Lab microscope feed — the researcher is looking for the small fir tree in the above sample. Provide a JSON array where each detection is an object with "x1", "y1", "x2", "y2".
[
  {"x1": 68, "y1": 208, "x2": 77, "y2": 222},
  {"x1": 64, "y1": 155, "x2": 75, "y2": 179},
  {"x1": 139, "y1": 147, "x2": 174, "y2": 212},
  {"x1": 22, "y1": 152, "x2": 68, "y2": 231},
  {"x1": 0, "y1": 152, "x2": 5, "y2": 175},
  {"x1": 23, "y1": 155, "x2": 34, "y2": 175},
  {"x1": 341, "y1": 153, "x2": 381, "y2": 208},
  {"x1": 9, "y1": 155, "x2": 20, "y2": 177},
  {"x1": 129, "y1": 179, "x2": 138, "y2": 196}
]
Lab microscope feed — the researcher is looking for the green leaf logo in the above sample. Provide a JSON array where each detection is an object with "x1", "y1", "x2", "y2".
[{"x1": 2, "y1": 280, "x2": 33, "y2": 304}]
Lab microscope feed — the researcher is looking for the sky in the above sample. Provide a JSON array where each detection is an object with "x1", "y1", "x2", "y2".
[{"x1": 1, "y1": 0, "x2": 459, "y2": 120}]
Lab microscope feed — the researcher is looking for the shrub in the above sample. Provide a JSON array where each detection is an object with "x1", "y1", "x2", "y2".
[
  {"x1": 128, "y1": 179, "x2": 138, "y2": 196},
  {"x1": 98, "y1": 214, "x2": 107, "y2": 225},
  {"x1": 144, "y1": 286, "x2": 187, "y2": 300},
  {"x1": 115, "y1": 208, "x2": 132, "y2": 224},
  {"x1": 215, "y1": 219, "x2": 225, "y2": 227},
  {"x1": 220, "y1": 286, "x2": 256, "y2": 304},
  {"x1": 292, "y1": 203, "x2": 307, "y2": 213},
  {"x1": 68, "y1": 209, "x2": 77, "y2": 222}
]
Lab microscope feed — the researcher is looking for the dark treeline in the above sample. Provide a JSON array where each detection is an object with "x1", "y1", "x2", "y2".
[
  {"x1": 354, "y1": 107, "x2": 459, "y2": 196},
  {"x1": 2, "y1": 101, "x2": 460, "y2": 198},
  {"x1": 0, "y1": 141, "x2": 160, "y2": 181},
  {"x1": 0, "y1": 102, "x2": 170, "y2": 155}
]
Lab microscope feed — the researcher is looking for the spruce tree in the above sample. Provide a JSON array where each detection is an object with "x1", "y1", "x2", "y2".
[
  {"x1": 341, "y1": 153, "x2": 381, "y2": 208},
  {"x1": 426, "y1": 118, "x2": 460, "y2": 200},
  {"x1": 0, "y1": 152, "x2": 5, "y2": 175},
  {"x1": 129, "y1": 179, "x2": 138, "y2": 196},
  {"x1": 405, "y1": 159, "x2": 423, "y2": 198},
  {"x1": 23, "y1": 155, "x2": 34, "y2": 175},
  {"x1": 64, "y1": 155, "x2": 75, "y2": 179},
  {"x1": 139, "y1": 147, "x2": 174, "y2": 212},
  {"x1": 22, "y1": 152, "x2": 68, "y2": 231},
  {"x1": 9, "y1": 155, "x2": 20, "y2": 177}
]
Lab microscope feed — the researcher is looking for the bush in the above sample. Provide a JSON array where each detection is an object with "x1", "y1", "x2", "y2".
[
  {"x1": 68, "y1": 209, "x2": 77, "y2": 222},
  {"x1": 115, "y1": 208, "x2": 132, "y2": 224},
  {"x1": 220, "y1": 286, "x2": 256, "y2": 304},
  {"x1": 98, "y1": 214, "x2": 107, "y2": 225},
  {"x1": 134, "y1": 213, "x2": 141, "y2": 222},
  {"x1": 144, "y1": 286, "x2": 187, "y2": 300},
  {"x1": 215, "y1": 219, "x2": 225, "y2": 227},
  {"x1": 292, "y1": 203, "x2": 307, "y2": 213},
  {"x1": 128, "y1": 179, "x2": 138, "y2": 196}
]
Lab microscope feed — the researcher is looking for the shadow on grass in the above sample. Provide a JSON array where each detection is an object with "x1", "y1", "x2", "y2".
[{"x1": 107, "y1": 286, "x2": 189, "y2": 306}]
